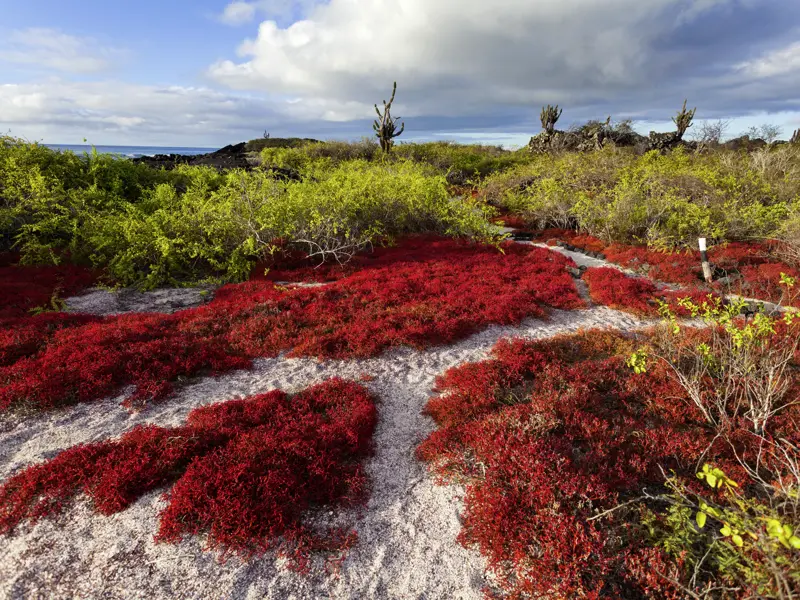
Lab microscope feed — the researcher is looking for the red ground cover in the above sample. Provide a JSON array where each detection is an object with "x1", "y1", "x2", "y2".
[
  {"x1": 416, "y1": 330, "x2": 800, "y2": 598},
  {"x1": 0, "y1": 256, "x2": 104, "y2": 369},
  {"x1": 0, "y1": 237, "x2": 584, "y2": 413},
  {"x1": 0, "y1": 256, "x2": 98, "y2": 320},
  {"x1": 534, "y1": 229, "x2": 800, "y2": 306},
  {"x1": 582, "y1": 267, "x2": 719, "y2": 317},
  {"x1": 0, "y1": 378, "x2": 376, "y2": 567}
]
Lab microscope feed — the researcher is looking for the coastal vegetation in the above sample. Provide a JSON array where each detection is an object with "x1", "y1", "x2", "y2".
[{"x1": 2, "y1": 103, "x2": 800, "y2": 597}]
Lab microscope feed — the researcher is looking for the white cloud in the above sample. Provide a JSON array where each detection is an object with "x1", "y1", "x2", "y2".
[
  {"x1": 0, "y1": 28, "x2": 122, "y2": 74},
  {"x1": 0, "y1": 81, "x2": 283, "y2": 145},
  {"x1": 220, "y1": 2, "x2": 259, "y2": 25},
  {"x1": 218, "y1": 0, "x2": 325, "y2": 26},
  {"x1": 735, "y1": 41, "x2": 800, "y2": 78},
  {"x1": 208, "y1": 0, "x2": 756, "y2": 122}
]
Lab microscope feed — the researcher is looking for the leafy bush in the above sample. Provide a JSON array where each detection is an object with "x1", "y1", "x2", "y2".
[
  {"x1": 483, "y1": 144, "x2": 798, "y2": 248},
  {"x1": 0, "y1": 378, "x2": 376, "y2": 569},
  {"x1": 393, "y1": 141, "x2": 532, "y2": 179},
  {"x1": 2, "y1": 137, "x2": 507, "y2": 288},
  {"x1": 627, "y1": 286, "x2": 800, "y2": 597},
  {"x1": 1, "y1": 135, "x2": 171, "y2": 258},
  {"x1": 244, "y1": 136, "x2": 321, "y2": 153}
]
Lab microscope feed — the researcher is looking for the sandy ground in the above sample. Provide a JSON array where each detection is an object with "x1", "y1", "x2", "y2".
[
  {"x1": 64, "y1": 286, "x2": 218, "y2": 316},
  {"x1": 1, "y1": 245, "x2": 655, "y2": 600}
]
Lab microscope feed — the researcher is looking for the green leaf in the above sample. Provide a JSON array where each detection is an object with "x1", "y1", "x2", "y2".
[
  {"x1": 731, "y1": 534, "x2": 744, "y2": 547},
  {"x1": 696, "y1": 511, "x2": 707, "y2": 528}
]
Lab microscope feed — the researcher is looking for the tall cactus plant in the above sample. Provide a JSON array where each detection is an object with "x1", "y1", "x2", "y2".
[
  {"x1": 540, "y1": 104, "x2": 563, "y2": 134},
  {"x1": 791, "y1": 128, "x2": 800, "y2": 145},
  {"x1": 373, "y1": 82, "x2": 405, "y2": 153},
  {"x1": 672, "y1": 99, "x2": 696, "y2": 140}
]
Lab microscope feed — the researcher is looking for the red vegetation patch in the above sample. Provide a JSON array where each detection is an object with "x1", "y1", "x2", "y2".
[
  {"x1": 0, "y1": 257, "x2": 98, "y2": 320},
  {"x1": 0, "y1": 312, "x2": 105, "y2": 367},
  {"x1": 0, "y1": 378, "x2": 376, "y2": 567},
  {"x1": 417, "y1": 330, "x2": 797, "y2": 598},
  {"x1": 533, "y1": 229, "x2": 800, "y2": 306},
  {"x1": 495, "y1": 214, "x2": 528, "y2": 229},
  {"x1": 582, "y1": 267, "x2": 719, "y2": 317},
  {"x1": 1, "y1": 237, "x2": 583, "y2": 413}
]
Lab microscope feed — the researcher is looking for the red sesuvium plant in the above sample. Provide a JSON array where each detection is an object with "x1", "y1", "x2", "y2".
[
  {"x1": 536, "y1": 229, "x2": 800, "y2": 306},
  {"x1": 1, "y1": 236, "x2": 584, "y2": 413},
  {"x1": 0, "y1": 378, "x2": 376, "y2": 568},
  {"x1": 0, "y1": 256, "x2": 103, "y2": 367},
  {"x1": 582, "y1": 266, "x2": 720, "y2": 317},
  {"x1": 0, "y1": 256, "x2": 98, "y2": 320},
  {"x1": 416, "y1": 329, "x2": 800, "y2": 598}
]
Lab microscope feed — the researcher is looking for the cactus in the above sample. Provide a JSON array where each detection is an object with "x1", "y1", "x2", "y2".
[
  {"x1": 672, "y1": 99, "x2": 696, "y2": 140},
  {"x1": 373, "y1": 82, "x2": 405, "y2": 153},
  {"x1": 540, "y1": 104, "x2": 563, "y2": 134},
  {"x1": 791, "y1": 128, "x2": 800, "y2": 145}
]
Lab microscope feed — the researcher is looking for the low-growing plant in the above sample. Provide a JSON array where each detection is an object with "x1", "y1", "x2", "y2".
[
  {"x1": 0, "y1": 378, "x2": 376, "y2": 569},
  {"x1": 0, "y1": 237, "x2": 582, "y2": 413}
]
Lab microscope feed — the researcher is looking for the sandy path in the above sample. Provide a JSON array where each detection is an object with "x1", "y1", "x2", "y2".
[{"x1": 0, "y1": 302, "x2": 648, "y2": 600}]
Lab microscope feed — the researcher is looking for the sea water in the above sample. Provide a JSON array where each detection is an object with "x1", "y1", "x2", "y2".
[{"x1": 44, "y1": 144, "x2": 217, "y2": 158}]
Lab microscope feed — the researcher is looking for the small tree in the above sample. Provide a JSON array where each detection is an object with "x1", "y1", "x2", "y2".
[
  {"x1": 373, "y1": 82, "x2": 405, "y2": 153},
  {"x1": 694, "y1": 119, "x2": 730, "y2": 145},
  {"x1": 673, "y1": 99, "x2": 696, "y2": 140},
  {"x1": 746, "y1": 124, "x2": 782, "y2": 144},
  {"x1": 540, "y1": 104, "x2": 563, "y2": 134}
]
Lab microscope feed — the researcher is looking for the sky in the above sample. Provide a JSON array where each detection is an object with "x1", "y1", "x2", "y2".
[{"x1": 1, "y1": 0, "x2": 799, "y2": 148}]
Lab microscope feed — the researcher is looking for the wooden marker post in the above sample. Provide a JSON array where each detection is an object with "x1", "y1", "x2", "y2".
[{"x1": 699, "y1": 237, "x2": 713, "y2": 283}]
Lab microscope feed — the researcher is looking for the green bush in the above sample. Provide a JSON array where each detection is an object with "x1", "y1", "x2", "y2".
[
  {"x1": 51, "y1": 157, "x2": 498, "y2": 288},
  {"x1": 259, "y1": 139, "x2": 532, "y2": 181},
  {"x1": 482, "y1": 144, "x2": 797, "y2": 248},
  {"x1": 393, "y1": 141, "x2": 532, "y2": 179},
  {"x1": 1, "y1": 135, "x2": 171, "y2": 256}
]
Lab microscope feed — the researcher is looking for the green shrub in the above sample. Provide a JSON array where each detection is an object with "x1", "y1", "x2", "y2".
[
  {"x1": 0, "y1": 136, "x2": 170, "y2": 256},
  {"x1": 83, "y1": 159, "x2": 499, "y2": 288},
  {"x1": 244, "y1": 137, "x2": 321, "y2": 152},
  {"x1": 393, "y1": 141, "x2": 532, "y2": 179},
  {"x1": 482, "y1": 144, "x2": 796, "y2": 248}
]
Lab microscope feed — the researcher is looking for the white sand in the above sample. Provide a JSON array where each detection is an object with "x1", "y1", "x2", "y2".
[
  {"x1": 64, "y1": 285, "x2": 218, "y2": 316},
  {"x1": 1, "y1": 239, "x2": 668, "y2": 600},
  {"x1": 0, "y1": 305, "x2": 650, "y2": 600}
]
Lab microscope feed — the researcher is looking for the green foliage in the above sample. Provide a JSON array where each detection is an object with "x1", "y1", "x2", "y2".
[
  {"x1": 1, "y1": 136, "x2": 500, "y2": 288},
  {"x1": 0, "y1": 135, "x2": 171, "y2": 256},
  {"x1": 644, "y1": 465, "x2": 800, "y2": 598},
  {"x1": 244, "y1": 137, "x2": 321, "y2": 152},
  {"x1": 482, "y1": 144, "x2": 797, "y2": 248}
]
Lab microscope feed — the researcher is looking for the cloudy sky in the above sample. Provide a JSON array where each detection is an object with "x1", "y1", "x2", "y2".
[{"x1": 1, "y1": 0, "x2": 799, "y2": 148}]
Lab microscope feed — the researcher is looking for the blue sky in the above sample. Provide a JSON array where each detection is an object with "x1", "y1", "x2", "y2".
[{"x1": 1, "y1": 0, "x2": 799, "y2": 148}]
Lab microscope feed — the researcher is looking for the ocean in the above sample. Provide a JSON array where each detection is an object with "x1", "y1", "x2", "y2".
[{"x1": 44, "y1": 144, "x2": 218, "y2": 159}]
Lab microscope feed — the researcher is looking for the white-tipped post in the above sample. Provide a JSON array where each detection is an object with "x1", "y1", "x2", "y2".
[{"x1": 699, "y1": 237, "x2": 712, "y2": 282}]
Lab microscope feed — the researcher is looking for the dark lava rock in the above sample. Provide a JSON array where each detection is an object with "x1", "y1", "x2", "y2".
[
  {"x1": 510, "y1": 230, "x2": 534, "y2": 241},
  {"x1": 722, "y1": 136, "x2": 768, "y2": 152},
  {"x1": 133, "y1": 142, "x2": 256, "y2": 171}
]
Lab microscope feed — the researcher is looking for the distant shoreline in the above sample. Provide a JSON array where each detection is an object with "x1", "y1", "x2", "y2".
[{"x1": 44, "y1": 144, "x2": 218, "y2": 159}]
